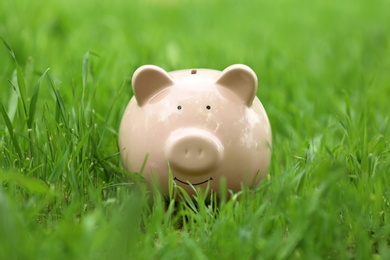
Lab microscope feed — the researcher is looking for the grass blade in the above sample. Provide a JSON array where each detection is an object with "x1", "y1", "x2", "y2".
[
  {"x1": 0, "y1": 104, "x2": 22, "y2": 159},
  {"x1": 0, "y1": 171, "x2": 53, "y2": 195},
  {"x1": 28, "y1": 68, "x2": 50, "y2": 129},
  {"x1": 1, "y1": 37, "x2": 28, "y2": 122},
  {"x1": 0, "y1": 36, "x2": 16, "y2": 60},
  {"x1": 47, "y1": 74, "x2": 67, "y2": 126},
  {"x1": 48, "y1": 147, "x2": 69, "y2": 183},
  {"x1": 82, "y1": 51, "x2": 100, "y2": 102},
  {"x1": 15, "y1": 62, "x2": 27, "y2": 116}
]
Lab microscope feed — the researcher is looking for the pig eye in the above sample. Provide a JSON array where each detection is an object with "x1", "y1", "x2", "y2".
[
  {"x1": 206, "y1": 105, "x2": 211, "y2": 110},
  {"x1": 177, "y1": 105, "x2": 182, "y2": 110}
]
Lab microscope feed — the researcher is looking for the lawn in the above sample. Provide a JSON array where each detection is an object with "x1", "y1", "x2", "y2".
[{"x1": 1, "y1": 0, "x2": 390, "y2": 259}]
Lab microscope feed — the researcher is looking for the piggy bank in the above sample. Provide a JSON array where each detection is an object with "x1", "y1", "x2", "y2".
[{"x1": 119, "y1": 64, "x2": 272, "y2": 195}]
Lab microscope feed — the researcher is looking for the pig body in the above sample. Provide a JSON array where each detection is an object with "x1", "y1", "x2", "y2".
[{"x1": 119, "y1": 64, "x2": 272, "y2": 195}]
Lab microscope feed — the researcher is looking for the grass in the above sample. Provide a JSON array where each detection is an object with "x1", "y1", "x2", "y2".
[{"x1": 1, "y1": 0, "x2": 390, "y2": 259}]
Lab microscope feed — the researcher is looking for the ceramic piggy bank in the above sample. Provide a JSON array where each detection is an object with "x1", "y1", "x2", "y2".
[{"x1": 119, "y1": 64, "x2": 271, "y2": 195}]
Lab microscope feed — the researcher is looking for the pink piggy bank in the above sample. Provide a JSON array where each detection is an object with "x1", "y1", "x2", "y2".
[{"x1": 119, "y1": 64, "x2": 272, "y2": 195}]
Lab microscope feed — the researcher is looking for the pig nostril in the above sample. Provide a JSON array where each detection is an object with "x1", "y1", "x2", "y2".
[
  {"x1": 206, "y1": 105, "x2": 211, "y2": 110},
  {"x1": 177, "y1": 105, "x2": 182, "y2": 110}
]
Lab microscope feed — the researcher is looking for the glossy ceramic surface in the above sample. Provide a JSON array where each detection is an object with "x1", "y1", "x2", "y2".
[{"x1": 119, "y1": 64, "x2": 272, "y2": 195}]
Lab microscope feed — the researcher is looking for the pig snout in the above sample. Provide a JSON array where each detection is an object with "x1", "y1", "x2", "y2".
[{"x1": 166, "y1": 128, "x2": 224, "y2": 174}]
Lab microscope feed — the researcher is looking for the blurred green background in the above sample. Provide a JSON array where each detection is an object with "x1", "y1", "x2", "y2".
[
  {"x1": 1, "y1": 0, "x2": 390, "y2": 258},
  {"x1": 1, "y1": 0, "x2": 389, "y2": 137}
]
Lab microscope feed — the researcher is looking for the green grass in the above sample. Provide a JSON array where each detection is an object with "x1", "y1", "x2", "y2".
[{"x1": 1, "y1": 0, "x2": 390, "y2": 259}]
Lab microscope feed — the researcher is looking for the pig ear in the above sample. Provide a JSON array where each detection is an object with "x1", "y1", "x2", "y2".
[
  {"x1": 215, "y1": 64, "x2": 258, "y2": 106},
  {"x1": 132, "y1": 65, "x2": 174, "y2": 106}
]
